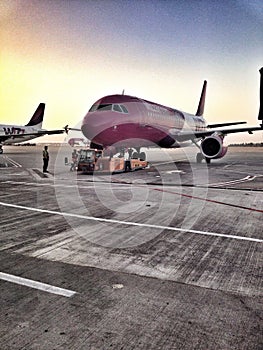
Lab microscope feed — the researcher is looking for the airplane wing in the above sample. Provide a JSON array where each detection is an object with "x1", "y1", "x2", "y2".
[
  {"x1": 207, "y1": 121, "x2": 247, "y2": 128},
  {"x1": 176, "y1": 125, "x2": 263, "y2": 142},
  {"x1": 0, "y1": 127, "x2": 67, "y2": 143},
  {"x1": 66, "y1": 127, "x2": 82, "y2": 131}
]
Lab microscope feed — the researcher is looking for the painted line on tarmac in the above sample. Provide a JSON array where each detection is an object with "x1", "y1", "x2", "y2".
[
  {"x1": 208, "y1": 175, "x2": 257, "y2": 187},
  {"x1": 1, "y1": 180, "x2": 132, "y2": 190},
  {"x1": 152, "y1": 187, "x2": 263, "y2": 214},
  {"x1": 0, "y1": 272, "x2": 77, "y2": 297},
  {"x1": 0, "y1": 201, "x2": 262, "y2": 243},
  {"x1": 2, "y1": 179, "x2": 263, "y2": 213},
  {"x1": 1, "y1": 180, "x2": 95, "y2": 189},
  {"x1": 2, "y1": 156, "x2": 22, "y2": 168}
]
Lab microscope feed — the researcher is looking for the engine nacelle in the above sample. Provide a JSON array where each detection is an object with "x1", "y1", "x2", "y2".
[{"x1": 200, "y1": 134, "x2": 228, "y2": 159}]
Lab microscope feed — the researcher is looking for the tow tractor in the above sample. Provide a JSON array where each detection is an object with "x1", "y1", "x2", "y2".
[{"x1": 77, "y1": 148, "x2": 148, "y2": 173}]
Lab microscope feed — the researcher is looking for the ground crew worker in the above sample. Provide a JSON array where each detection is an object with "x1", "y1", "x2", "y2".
[
  {"x1": 124, "y1": 148, "x2": 131, "y2": 172},
  {"x1": 43, "y1": 145, "x2": 49, "y2": 173},
  {"x1": 70, "y1": 149, "x2": 78, "y2": 171}
]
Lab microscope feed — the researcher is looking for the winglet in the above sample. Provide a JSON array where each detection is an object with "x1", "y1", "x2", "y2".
[
  {"x1": 196, "y1": 80, "x2": 207, "y2": 116},
  {"x1": 25, "y1": 103, "x2": 45, "y2": 127},
  {"x1": 258, "y1": 67, "x2": 263, "y2": 126}
]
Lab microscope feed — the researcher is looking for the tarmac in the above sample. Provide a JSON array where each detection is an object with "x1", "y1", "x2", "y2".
[{"x1": 0, "y1": 144, "x2": 262, "y2": 350}]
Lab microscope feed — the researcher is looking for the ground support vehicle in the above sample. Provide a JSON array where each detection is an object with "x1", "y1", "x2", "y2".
[{"x1": 77, "y1": 148, "x2": 148, "y2": 174}]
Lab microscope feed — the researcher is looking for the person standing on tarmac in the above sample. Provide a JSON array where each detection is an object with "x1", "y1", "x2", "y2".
[
  {"x1": 70, "y1": 149, "x2": 78, "y2": 171},
  {"x1": 43, "y1": 145, "x2": 49, "y2": 173},
  {"x1": 124, "y1": 148, "x2": 131, "y2": 172}
]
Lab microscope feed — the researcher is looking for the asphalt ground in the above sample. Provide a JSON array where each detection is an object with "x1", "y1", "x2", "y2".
[{"x1": 0, "y1": 144, "x2": 262, "y2": 350}]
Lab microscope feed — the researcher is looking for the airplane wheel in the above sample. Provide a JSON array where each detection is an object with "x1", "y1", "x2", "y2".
[
  {"x1": 205, "y1": 157, "x2": 211, "y2": 164},
  {"x1": 196, "y1": 153, "x2": 203, "y2": 163},
  {"x1": 132, "y1": 152, "x2": 139, "y2": 159},
  {"x1": 139, "y1": 152, "x2": 146, "y2": 161}
]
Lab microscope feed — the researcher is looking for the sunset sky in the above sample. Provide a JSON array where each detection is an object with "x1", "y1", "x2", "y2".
[{"x1": 1, "y1": 0, "x2": 262, "y2": 143}]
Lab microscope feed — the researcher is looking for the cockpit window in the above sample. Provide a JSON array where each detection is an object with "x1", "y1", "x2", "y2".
[
  {"x1": 113, "y1": 104, "x2": 122, "y2": 112},
  {"x1": 89, "y1": 104, "x2": 98, "y2": 112},
  {"x1": 89, "y1": 102, "x2": 128, "y2": 113},
  {"x1": 89, "y1": 103, "x2": 112, "y2": 112},
  {"x1": 97, "y1": 104, "x2": 112, "y2": 111},
  {"x1": 113, "y1": 104, "x2": 129, "y2": 114},
  {"x1": 120, "y1": 105, "x2": 128, "y2": 113}
]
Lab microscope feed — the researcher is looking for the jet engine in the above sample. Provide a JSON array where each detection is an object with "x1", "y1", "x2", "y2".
[{"x1": 200, "y1": 134, "x2": 228, "y2": 159}]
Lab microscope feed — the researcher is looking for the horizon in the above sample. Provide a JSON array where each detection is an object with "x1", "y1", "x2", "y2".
[{"x1": 1, "y1": 0, "x2": 263, "y2": 144}]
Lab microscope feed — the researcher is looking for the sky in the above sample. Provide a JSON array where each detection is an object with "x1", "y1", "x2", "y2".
[{"x1": 0, "y1": 0, "x2": 263, "y2": 143}]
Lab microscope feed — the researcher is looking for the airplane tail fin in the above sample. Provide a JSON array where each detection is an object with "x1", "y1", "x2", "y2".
[
  {"x1": 25, "y1": 103, "x2": 45, "y2": 127},
  {"x1": 258, "y1": 67, "x2": 263, "y2": 126},
  {"x1": 195, "y1": 80, "x2": 207, "y2": 116}
]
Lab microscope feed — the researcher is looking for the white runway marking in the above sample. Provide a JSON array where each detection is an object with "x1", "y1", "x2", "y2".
[
  {"x1": 209, "y1": 175, "x2": 257, "y2": 187},
  {"x1": 0, "y1": 201, "x2": 262, "y2": 243},
  {"x1": 1, "y1": 180, "x2": 139, "y2": 190},
  {"x1": 1, "y1": 156, "x2": 22, "y2": 168},
  {"x1": 0, "y1": 272, "x2": 77, "y2": 297},
  {"x1": 166, "y1": 170, "x2": 185, "y2": 174}
]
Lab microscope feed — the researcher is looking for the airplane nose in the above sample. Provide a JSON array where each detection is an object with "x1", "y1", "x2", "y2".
[
  {"x1": 81, "y1": 112, "x2": 118, "y2": 142},
  {"x1": 81, "y1": 113, "x2": 100, "y2": 140}
]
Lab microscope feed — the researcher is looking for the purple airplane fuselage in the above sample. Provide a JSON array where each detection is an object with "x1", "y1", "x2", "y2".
[{"x1": 81, "y1": 94, "x2": 206, "y2": 149}]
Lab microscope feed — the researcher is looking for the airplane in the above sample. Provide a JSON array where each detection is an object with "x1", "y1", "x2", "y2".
[
  {"x1": 0, "y1": 103, "x2": 67, "y2": 154},
  {"x1": 68, "y1": 137, "x2": 89, "y2": 147},
  {"x1": 78, "y1": 67, "x2": 263, "y2": 164}
]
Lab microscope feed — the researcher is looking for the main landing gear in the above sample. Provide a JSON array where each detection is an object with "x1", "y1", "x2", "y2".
[
  {"x1": 123, "y1": 148, "x2": 146, "y2": 161},
  {"x1": 104, "y1": 147, "x2": 147, "y2": 162},
  {"x1": 192, "y1": 139, "x2": 211, "y2": 164},
  {"x1": 132, "y1": 150, "x2": 146, "y2": 161},
  {"x1": 196, "y1": 152, "x2": 210, "y2": 164}
]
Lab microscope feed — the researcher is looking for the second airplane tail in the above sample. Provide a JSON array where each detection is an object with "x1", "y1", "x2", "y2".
[
  {"x1": 25, "y1": 103, "x2": 45, "y2": 128},
  {"x1": 195, "y1": 80, "x2": 207, "y2": 117},
  {"x1": 258, "y1": 67, "x2": 263, "y2": 126}
]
